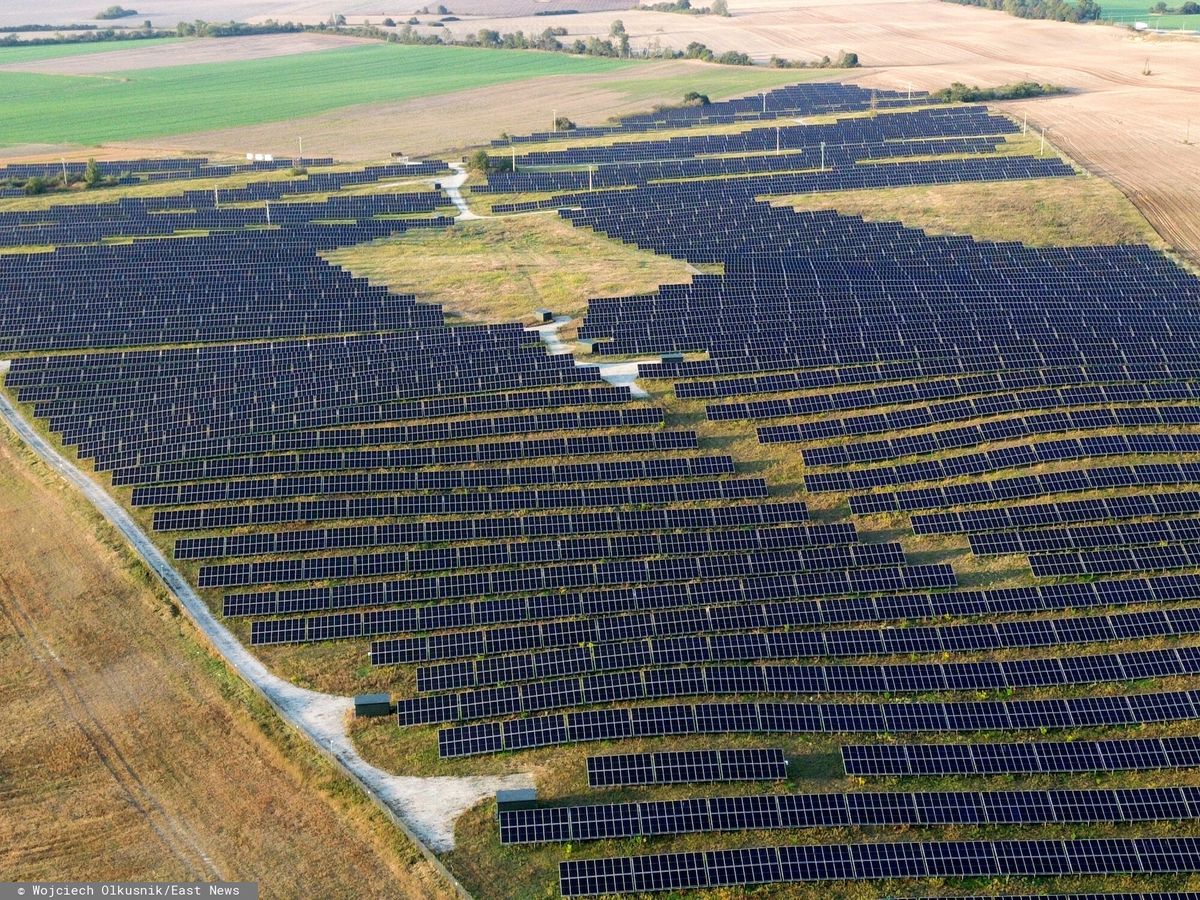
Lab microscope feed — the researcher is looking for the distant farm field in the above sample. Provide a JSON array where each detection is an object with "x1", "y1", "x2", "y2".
[
  {"x1": 0, "y1": 38, "x2": 179, "y2": 64},
  {"x1": 0, "y1": 43, "x2": 635, "y2": 147},
  {"x1": 1096, "y1": 0, "x2": 1200, "y2": 28}
]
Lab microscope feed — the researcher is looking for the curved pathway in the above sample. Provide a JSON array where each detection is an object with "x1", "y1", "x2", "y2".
[
  {"x1": 444, "y1": 162, "x2": 482, "y2": 220},
  {"x1": 0, "y1": 389, "x2": 530, "y2": 878}
]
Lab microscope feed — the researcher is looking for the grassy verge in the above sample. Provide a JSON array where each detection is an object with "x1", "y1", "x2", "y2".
[{"x1": 326, "y1": 214, "x2": 693, "y2": 325}]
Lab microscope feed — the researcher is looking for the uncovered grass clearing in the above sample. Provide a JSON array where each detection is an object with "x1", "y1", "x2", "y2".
[{"x1": 325, "y1": 214, "x2": 695, "y2": 325}]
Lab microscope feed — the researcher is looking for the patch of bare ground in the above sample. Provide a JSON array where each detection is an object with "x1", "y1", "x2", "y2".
[
  {"x1": 0, "y1": 34, "x2": 374, "y2": 75},
  {"x1": 0, "y1": 428, "x2": 448, "y2": 896}
]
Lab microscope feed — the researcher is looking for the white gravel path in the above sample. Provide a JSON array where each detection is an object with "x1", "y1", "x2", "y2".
[
  {"x1": 445, "y1": 162, "x2": 482, "y2": 221},
  {"x1": 0, "y1": 389, "x2": 531, "y2": 859},
  {"x1": 530, "y1": 316, "x2": 659, "y2": 398}
]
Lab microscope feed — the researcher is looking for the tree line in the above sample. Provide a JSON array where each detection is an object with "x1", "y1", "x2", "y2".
[
  {"x1": 1, "y1": 13, "x2": 860, "y2": 70},
  {"x1": 940, "y1": 0, "x2": 1103, "y2": 22}
]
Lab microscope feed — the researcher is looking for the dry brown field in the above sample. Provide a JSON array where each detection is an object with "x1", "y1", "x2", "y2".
[{"x1": 0, "y1": 427, "x2": 450, "y2": 897}]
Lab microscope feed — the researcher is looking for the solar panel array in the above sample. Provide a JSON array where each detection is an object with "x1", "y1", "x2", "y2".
[
  {"x1": 8, "y1": 82, "x2": 1200, "y2": 897},
  {"x1": 489, "y1": 82, "x2": 933, "y2": 147}
]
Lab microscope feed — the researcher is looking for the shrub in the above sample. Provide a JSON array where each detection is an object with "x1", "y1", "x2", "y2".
[{"x1": 95, "y1": 5, "x2": 138, "y2": 18}]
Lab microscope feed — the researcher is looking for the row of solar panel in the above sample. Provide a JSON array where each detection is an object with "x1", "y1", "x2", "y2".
[
  {"x1": 48, "y1": 381, "x2": 627, "y2": 433},
  {"x1": 914, "y1": 492, "x2": 1200, "y2": 535},
  {"x1": 178, "y1": 500, "x2": 814, "y2": 562},
  {"x1": 242, "y1": 561, "x2": 955, "y2": 631},
  {"x1": 407, "y1": 606, "x2": 1200, "y2": 692},
  {"x1": 759, "y1": 385, "x2": 1200, "y2": 443},
  {"x1": 559, "y1": 838, "x2": 1200, "y2": 896},
  {"x1": 804, "y1": 410, "x2": 1200, "y2": 467},
  {"x1": 252, "y1": 571, "x2": 1191, "y2": 644},
  {"x1": 57, "y1": 369, "x2": 607, "y2": 449},
  {"x1": 807, "y1": 433, "x2": 1200, "y2": 493},
  {"x1": 971, "y1": 518, "x2": 1200, "y2": 555},
  {"x1": 711, "y1": 365, "x2": 1200, "y2": 424},
  {"x1": 402, "y1": 646, "x2": 1199, "y2": 725},
  {"x1": 476, "y1": 136, "x2": 1005, "y2": 193},
  {"x1": 89, "y1": 407, "x2": 667, "y2": 471},
  {"x1": 502, "y1": 785, "x2": 1200, "y2": 845},
  {"x1": 675, "y1": 361, "x2": 1195, "y2": 401},
  {"x1": 5, "y1": 323, "x2": 528, "y2": 388},
  {"x1": 586, "y1": 748, "x2": 787, "y2": 787},
  {"x1": 841, "y1": 735, "x2": 1200, "y2": 776},
  {"x1": 501, "y1": 99, "x2": 966, "y2": 162},
  {"x1": 162, "y1": 476, "x2": 767, "y2": 534},
  {"x1": 437, "y1": 690, "x2": 1197, "y2": 758},
  {"x1": 135, "y1": 455, "x2": 733, "y2": 508},
  {"x1": 6, "y1": 322, "x2": 530, "y2": 386},
  {"x1": 124, "y1": 431, "x2": 698, "y2": 488},
  {"x1": 200, "y1": 523, "x2": 854, "y2": 589},
  {"x1": 1030, "y1": 543, "x2": 1200, "y2": 577},
  {"x1": 850, "y1": 463, "x2": 1200, "y2": 515}
]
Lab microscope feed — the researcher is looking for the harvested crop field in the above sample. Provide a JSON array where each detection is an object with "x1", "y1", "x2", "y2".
[
  {"x1": 0, "y1": 33, "x2": 373, "y2": 75},
  {"x1": 0, "y1": 430, "x2": 448, "y2": 896}
]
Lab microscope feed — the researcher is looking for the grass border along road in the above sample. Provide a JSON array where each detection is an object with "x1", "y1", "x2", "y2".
[{"x1": 0, "y1": 43, "x2": 635, "y2": 147}]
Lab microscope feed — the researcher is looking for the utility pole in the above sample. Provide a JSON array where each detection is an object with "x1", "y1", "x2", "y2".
[
  {"x1": 265, "y1": 201, "x2": 271, "y2": 225},
  {"x1": 61, "y1": 158, "x2": 68, "y2": 184},
  {"x1": 589, "y1": 166, "x2": 594, "y2": 191},
  {"x1": 512, "y1": 145, "x2": 517, "y2": 173},
  {"x1": 761, "y1": 92, "x2": 766, "y2": 113},
  {"x1": 1022, "y1": 112, "x2": 1027, "y2": 135},
  {"x1": 1187, "y1": 119, "x2": 1192, "y2": 145},
  {"x1": 214, "y1": 187, "x2": 219, "y2": 209},
  {"x1": 820, "y1": 141, "x2": 826, "y2": 170},
  {"x1": 776, "y1": 126, "x2": 781, "y2": 154},
  {"x1": 298, "y1": 136, "x2": 303, "y2": 162},
  {"x1": 552, "y1": 108, "x2": 556, "y2": 132},
  {"x1": 1039, "y1": 125, "x2": 1046, "y2": 156}
]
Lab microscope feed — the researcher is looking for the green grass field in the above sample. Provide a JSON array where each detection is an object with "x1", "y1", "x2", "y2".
[
  {"x1": 0, "y1": 37, "x2": 180, "y2": 64},
  {"x1": 0, "y1": 43, "x2": 636, "y2": 147},
  {"x1": 1097, "y1": 0, "x2": 1200, "y2": 28}
]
